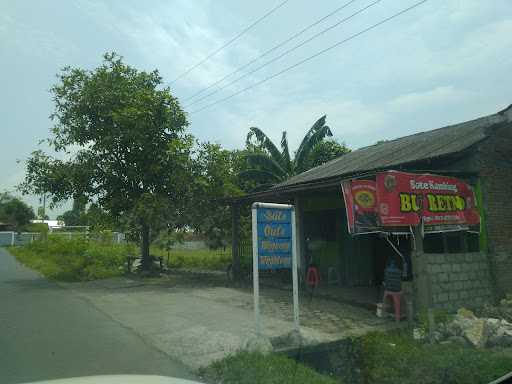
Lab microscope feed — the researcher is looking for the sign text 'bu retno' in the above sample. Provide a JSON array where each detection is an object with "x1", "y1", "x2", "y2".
[{"x1": 341, "y1": 170, "x2": 480, "y2": 234}]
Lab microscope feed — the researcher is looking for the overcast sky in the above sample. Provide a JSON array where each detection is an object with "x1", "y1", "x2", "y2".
[{"x1": 1, "y1": 0, "x2": 510, "y2": 217}]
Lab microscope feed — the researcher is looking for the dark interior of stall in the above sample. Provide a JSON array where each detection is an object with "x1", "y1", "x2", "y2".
[
  {"x1": 302, "y1": 204, "x2": 413, "y2": 307},
  {"x1": 299, "y1": 187, "x2": 480, "y2": 309}
]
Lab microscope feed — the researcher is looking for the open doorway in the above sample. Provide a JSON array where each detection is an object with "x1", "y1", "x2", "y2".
[{"x1": 302, "y1": 207, "x2": 413, "y2": 307}]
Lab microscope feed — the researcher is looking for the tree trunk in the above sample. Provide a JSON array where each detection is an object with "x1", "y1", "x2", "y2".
[
  {"x1": 140, "y1": 222, "x2": 151, "y2": 271},
  {"x1": 231, "y1": 203, "x2": 241, "y2": 281}
]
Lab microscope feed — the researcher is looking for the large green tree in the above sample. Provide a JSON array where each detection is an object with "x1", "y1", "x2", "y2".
[
  {"x1": 0, "y1": 193, "x2": 35, "y2": 230},
  {"x1": 187, "y1": 142, "x2": 243, "y2": 248},
  {"x1": 57, "y1": 197, "x2": 87, "y2": 227},
  {"x1": 19, "y1": 53, "x2": 193, "y2": 270},
  {"x1": 240, "y1": 115, "x2": 348, "y2": 189}
]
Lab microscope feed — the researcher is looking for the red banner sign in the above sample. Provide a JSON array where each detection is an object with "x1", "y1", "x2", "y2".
[
  {"x1": 342, "y1": 171, "x2": 480, "y2": 233},
  {"x1": 342, "y1": 179, "x2": 380, "y2": 234},
  {"x1": 376, "y1": 171, "x2": 479, "y2": 227}
]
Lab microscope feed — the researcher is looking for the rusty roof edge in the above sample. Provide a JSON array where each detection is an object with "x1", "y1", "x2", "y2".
[
  {"x1": 224, "y1": 106, "x2": 512, "y2": 205},
  {"x1": 271, "y1": 144, "x2": 483, "y2": 191},
  {"x1": 224, "y1": 147, "x2": 483, "y2": 205},
  {"x1": 275, "y1": 107, "x2": 510, "y2": 189}
]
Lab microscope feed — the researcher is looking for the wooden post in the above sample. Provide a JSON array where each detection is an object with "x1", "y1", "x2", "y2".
[
  {"x1": 411, "y1": 225, "x2": 429, "y2": 314},
  {"x1": 231, "y1": 203, "x2": 241, "y2": 281},
  {"x1": 411, "y1": 226, "x2": 436, "y2": 338}
]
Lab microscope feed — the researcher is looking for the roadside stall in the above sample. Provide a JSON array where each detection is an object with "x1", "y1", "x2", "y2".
[
  {"x1": 339, "y1": 170, "x2": 480, "y2": 318},
  {"x1": 229, "y1": 105, "x2": 512, "y2": 314}
]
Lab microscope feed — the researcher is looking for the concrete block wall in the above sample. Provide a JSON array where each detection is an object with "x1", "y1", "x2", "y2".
[
  {"x1": 477, "y1": 120, "x2": 512, "y2": 297},
  {"x1": 426, "y1": 252, "x2": 493, "y2": 310},
  {"x1": 0, "y1": 232, "x2": 15, "y2": 246}
]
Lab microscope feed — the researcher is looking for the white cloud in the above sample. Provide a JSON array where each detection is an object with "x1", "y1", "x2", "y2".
[
  {"x1": 1, "y1": 0, "x2": 511, "y2": 202},
  {"x1": 75, "y1": 0, "x2": 261, "y2": 91},
  {"x1": 0, "y1": 13, "x2": 79, "y2": 61},
  {"x1": 388, "y1": 86, "x2": 474, "y2": 110}
]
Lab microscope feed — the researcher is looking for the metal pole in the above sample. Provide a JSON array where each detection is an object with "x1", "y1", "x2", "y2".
[
  {"x1": 251, "y1": 206, "x2": 260, "y2": 336},
  {"x1": 291, "y1": 208, "x2": 300, "y2": 333}
]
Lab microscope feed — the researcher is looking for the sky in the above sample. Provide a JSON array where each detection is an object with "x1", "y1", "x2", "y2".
[{"x1": 1, "y1": 0, "x2": 510, "y2": 217}]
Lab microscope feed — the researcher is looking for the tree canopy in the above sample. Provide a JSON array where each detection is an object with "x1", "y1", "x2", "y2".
[
  {"x1": 0, "y1": 193, "x2": 35, "y2": 230},
  {"x1": 301, "y1": 139, "x2": 350, "y2": 170},
  {"x1": 186, "y1": 142, "x2": 243, "y2": 248},
  {"x1": 19, "y1": 52, "x2": 193, "y2": 269}
]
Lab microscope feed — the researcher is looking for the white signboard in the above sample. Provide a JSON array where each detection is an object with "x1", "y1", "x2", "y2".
[{"x1": 252, "y1": 202, "x2": 299, "y2": 335}]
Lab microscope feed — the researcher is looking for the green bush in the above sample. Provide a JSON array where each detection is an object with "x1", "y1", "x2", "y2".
[
  {"x1": 417, "y1": 308, "x2": 454, "y2": 331},
  {"x1": 21, "y1": 222, "x2": 49, "y2": 235},
  {"x1": 151, "y1": 247, "x2": 231, "y2": 270},
  {"x1": 11, "y1": 236, "x2": 136, "y2": 281},
  {"x1": 358, "y1": 331, "x2": 512, "y2": 384},
  {"x1": 201, "y1": 351, "x2": 338, "y2": 384}
]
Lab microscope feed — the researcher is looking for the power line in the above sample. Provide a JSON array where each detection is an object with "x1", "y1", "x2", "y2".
[
  {"x1": 183, "y1": 0, "x2": 359, "y2": 103},
  {"x1": 169, "y1": 0, "x2": 290, "y2": 85},
  {"x1": 184, "y1": 0, "x2": 381, "y2": 109},
  {"x1": 190, "y1": 0, "x2": 429, "y2": 115}
]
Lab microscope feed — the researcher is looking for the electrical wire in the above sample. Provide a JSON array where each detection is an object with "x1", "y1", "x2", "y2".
[
  {"x1": 185, "y1": 0, "x2": 381, "y2": 108},
  {"x1": 182, "y1": 0, "x2": 360, "y2": 103},
  {"x1": 169, "y1": 0, "x2": 290, "y2": 85},
  {"x1": 189, "y1": 0, "x2": 429, "y2": 115}
]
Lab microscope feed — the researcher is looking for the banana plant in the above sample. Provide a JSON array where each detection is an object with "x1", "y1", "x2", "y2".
[{"x1": 240, "y1": 115, "x2": 333, "y2": 190}]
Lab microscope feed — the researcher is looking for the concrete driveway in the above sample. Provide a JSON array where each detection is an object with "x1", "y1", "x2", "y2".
[{"x1": 62, "y1": 271, "x2": 396, "y2": 370}]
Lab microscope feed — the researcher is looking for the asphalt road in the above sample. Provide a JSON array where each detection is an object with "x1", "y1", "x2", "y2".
[{"x1": 0, "y1": 248, "x2": 195, "y2": 384}]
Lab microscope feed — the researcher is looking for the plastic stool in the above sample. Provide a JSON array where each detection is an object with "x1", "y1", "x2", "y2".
[
  {"x1": 306, "y1": 266, "x2": 320, "y2": 288},
  {"x1": 383, "y1": 290, "x2": 403, "y2": 322}
]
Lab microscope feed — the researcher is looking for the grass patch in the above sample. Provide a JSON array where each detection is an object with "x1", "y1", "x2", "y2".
[
  {"x1": 203, "y1": 334, "x2": 512, "y2": 384},
  {"x1": 200, "y1": 351, "x2": 338, "y2": 384},
  {"x1": 151, "y1": 247, "x2": 231, "y2": 270},
  {"x1": 358, "y1": 331, "x2": 512, "y2": 384},
  {"x1": 10, "y1": 235, "x2": 136, "y2": 281}
]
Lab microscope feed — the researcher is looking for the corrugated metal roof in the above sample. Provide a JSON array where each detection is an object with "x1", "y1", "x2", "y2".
[{"x1": 274, "y1": 106, "x2": 512, "y2": 190}]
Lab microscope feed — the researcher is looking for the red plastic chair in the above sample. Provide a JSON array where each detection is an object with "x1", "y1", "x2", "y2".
[
  {"x1": 306, "y1": 266, "x2": 320, "y2": 288},
  {"x1": 383, "y1": 290, "x2": 403, "y2": 322}
]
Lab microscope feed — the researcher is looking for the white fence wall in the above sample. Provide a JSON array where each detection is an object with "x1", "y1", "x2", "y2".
[
  {"x1": 0, "y1": 232, "x2": 41, "y2": 246},
  {"x1": 0, "y1": 231, "x2": 125, "y2": 246}
]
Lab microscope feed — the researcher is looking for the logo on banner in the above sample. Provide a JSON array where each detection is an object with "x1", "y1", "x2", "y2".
[
  {"x1": 342, "y1": 180, "x2": 379, "y2": 234},
  {"x1": 354, "y1": 189, "x2": 376, "y2": 208}
]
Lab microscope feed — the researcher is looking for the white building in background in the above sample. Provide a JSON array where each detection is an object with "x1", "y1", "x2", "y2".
[{"x1": 30, "y1": 219, "x2": 65, "y2": 231}]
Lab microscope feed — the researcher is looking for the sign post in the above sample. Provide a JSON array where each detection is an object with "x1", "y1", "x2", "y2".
[
  {"x1": 291, "y1": 209, "x2": 299, "y2": 331},
  {"x1": 251, "y1": 204, "x2": 260, "y2": 336},
  {"x1": 252, "y1": 202, "x2": 299, "y2": 336}
]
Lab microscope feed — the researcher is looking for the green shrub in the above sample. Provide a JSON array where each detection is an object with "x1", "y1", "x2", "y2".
[
  {"x1": 417, "y1": 308, "x2": 454, "y2": 331},
  {"x1": 201, "y1": 351, "x2": 338, "y2": 384},
  {"x1": 10, "y1": 236, "x2": 136, "y2": 281},
  {"x1": 21, "y1": 222, "x2": 49, "y2": 235},
  {"x1": 358, "y1": 331, "x2": 512, "y2": 384},
  {"x1": 151, "y1": 247, "x2": 231, "y2": 270}
]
